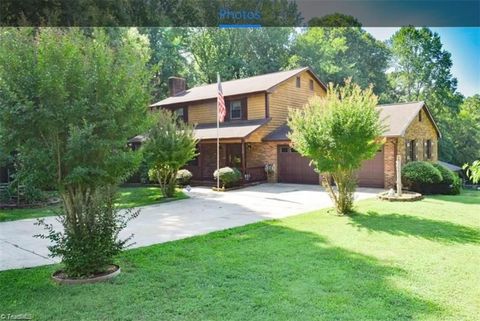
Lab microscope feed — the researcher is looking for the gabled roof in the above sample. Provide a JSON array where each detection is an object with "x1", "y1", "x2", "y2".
[
  {"x1": 151, "y1": 67, "x2": 326, "y2": 107},
  {"x1": 263, "y1": 101, "x2": 441, "y2": 141},
  {"x1": 378, "y1": 101, "x2": 441, "y2": 138}
]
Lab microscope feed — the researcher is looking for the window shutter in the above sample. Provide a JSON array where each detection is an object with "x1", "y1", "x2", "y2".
[
  {"x1": 241, "y1": 98, "x2": 248, "y2": 120},
  {"x1": 414, "y1": 140, "x2": 418, "y2": 161},
  {"x1": 405, "y1": 141, "x2": 410, "y2": 162},
  {"x1": 225, "y1": 99, "x2": 230, "y2": 120}
]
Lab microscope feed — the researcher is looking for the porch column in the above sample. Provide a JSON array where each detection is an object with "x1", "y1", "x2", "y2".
[{"x1": 241, "y1": 139, "x2": 247, "y2": 174}]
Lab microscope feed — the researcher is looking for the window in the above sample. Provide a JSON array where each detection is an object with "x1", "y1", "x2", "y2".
[
  {"x1": 230, "y1": 100, "x2": 242, "y2": 120},
  {"x1": 426, "y1": 139, "x2": 432, "y2": 159},
  {"x1": 419, "y1": 111, "x2": 422, "y2": 122},
  {"x1": 309, "y1": 79, "x2": 314, "y2": 90},
  {"x1": 280, "y1": 146, "x2": 289, "y2": 153},
  {"x1": 173, "y1": 107, "x2": 187, "y2": 122},
  {"x1": 296, "y1": 76, "x2": 301, "y2": 88}
]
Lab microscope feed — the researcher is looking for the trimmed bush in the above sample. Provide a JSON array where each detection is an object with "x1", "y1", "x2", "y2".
[
  {"x1": 432, "y1": 163, "x2": 455, "y2": 185},
  {"x1": 213, "y1": 167, "x2": 242, "y2": 188},
  {"x1": 402, "y1": 161, "x2": 443, "y2": 194},
  {"x1": 176, "y1": 169, "x2": 193, "y2": 186},
  {"x1": 402, "y1": 161, "x2": 442, "y2": 185}
]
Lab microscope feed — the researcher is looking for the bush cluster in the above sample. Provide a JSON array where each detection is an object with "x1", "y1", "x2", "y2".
[
  {"x1": 213, "y1": 167, "x2": 242, "y2": 188},
  {"x1": 402, "y1": 161, "x2": 461, "y2": 195}
]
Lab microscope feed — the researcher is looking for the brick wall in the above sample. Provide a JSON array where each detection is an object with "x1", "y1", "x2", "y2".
[
  {"x1": 383, "y1": 137, "x2": 398, "y2": 188},
  {"x1": 247, "y1": 142, "x2": 280, "y2": 182}
]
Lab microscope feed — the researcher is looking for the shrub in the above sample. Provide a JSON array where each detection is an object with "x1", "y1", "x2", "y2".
[
  {"x1": 450, "y1": 174, "x2": 462, "y2": 195},
  {"x1": 35, "y1": 186, "x2": 139, "y2": 277},
  {"x1": 143, "y1": 109, "x2": 197, "y2": 197},
  {"x1": 213, "y1": 167, "x2": 242, "y2": 188},
  {"x1": 432, "y1": 163, "x2": 455, "y2": 185},
  {"x1": 176, "y1": 169, "x2": 193, "y2": 186},
  {"x1": 402, "y1": 161, "x2": 442, "y2": 186}
]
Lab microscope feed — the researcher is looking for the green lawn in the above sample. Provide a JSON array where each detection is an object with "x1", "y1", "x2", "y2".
[
  {"x1": 0, "y1": 187, "x2": 187, "y2": 222},
  {"x1": 0, "y1": 191, "x2": 479, "y2": 321}
]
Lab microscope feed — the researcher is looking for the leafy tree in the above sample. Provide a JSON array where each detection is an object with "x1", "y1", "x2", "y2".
[
  {"x1": 141, "y1": 27, "x2": 191, "y2": 100},
  {"x1": 0, "y1": 27, "x2": 151, "y2": 276},
  {"x1": 464, "y1": 160, "x2": 480, "y2": 184},
  {"x1": 189, "y1": 27, "x2": 293, "y2": 84},
  {"x1": 443, "y1": 95, "x2": 480, "y2": 165},
  {"x1": 288, "y1": 80, "x2": 384, "y2": 214},
  {"x1": 143, "y1": 109, "x2": 197, "y2": 197},
  {"x1": 387, "y1": 27, "x2": 459, "y2": 114},
  {"x1": 291, "y1": 18, "x2": 390, "y2": 97}
]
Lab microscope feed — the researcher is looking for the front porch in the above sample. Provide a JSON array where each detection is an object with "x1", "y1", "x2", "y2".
[{"x1": 185, "y1": 140, "x2": 267, "y2": 184}]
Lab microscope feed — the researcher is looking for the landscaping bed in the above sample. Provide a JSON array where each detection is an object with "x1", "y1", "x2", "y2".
[{"x1": 0, "y1": 190, "x2": 478, "y2": 321}]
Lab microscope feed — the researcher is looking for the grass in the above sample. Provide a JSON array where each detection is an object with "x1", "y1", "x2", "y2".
[
  {"x1": 0, "y1": 186, "x2": 187, "y2": 222},
  {"x1": 0, "y1": 190, "x2": 478, "y2": 321}
]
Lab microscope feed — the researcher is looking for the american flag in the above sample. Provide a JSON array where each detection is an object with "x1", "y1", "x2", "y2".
[{"x1": 217, "y1": 75, "x2": 226, "y2": 123}]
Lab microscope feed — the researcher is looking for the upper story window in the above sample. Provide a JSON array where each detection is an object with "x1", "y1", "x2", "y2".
[
  {"x1": 309, "y1": 79, "x2": 314, "y2": 91},
  {"x1": 173, "y1": 107, "x2": 187, "y2": 122},
  {"x1": 296, "y1": 76, "x2": 301, "y2": 88},
  {"x1": 229, "y1": 100, "x2": 242, "y2": 120}
]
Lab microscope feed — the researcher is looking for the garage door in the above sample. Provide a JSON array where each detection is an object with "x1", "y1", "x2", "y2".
[
  {"x1": 357, "y1": 148, "x2": 384, "y2": 187},
  {"x1": 278, "y1": 145, "x2": 319, "y2": 184}
]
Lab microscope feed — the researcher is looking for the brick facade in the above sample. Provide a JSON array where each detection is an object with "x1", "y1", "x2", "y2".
[
  {"x1": 246, "y1": 142, "x2": 281, "y2": 182},
  {"x1": 383, "y1": 137, "x2": 398, "y2": 188}
]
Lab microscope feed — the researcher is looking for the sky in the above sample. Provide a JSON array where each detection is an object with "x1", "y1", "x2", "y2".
[{"x1": 364, "y1": 27, "x2": 480, "y2": 98}]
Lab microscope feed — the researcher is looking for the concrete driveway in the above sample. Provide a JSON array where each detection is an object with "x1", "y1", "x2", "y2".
[{"x1": 0, "y1": 183, "x2": 381, "y2": 271}]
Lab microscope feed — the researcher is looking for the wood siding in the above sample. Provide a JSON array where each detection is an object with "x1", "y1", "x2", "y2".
[{"x1": 247, "y1": 70, "x2": 326, "y2": 142}]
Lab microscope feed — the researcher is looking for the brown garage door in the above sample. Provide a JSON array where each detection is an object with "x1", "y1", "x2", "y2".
[
  {"x1": 278, "y1": 145, "x2": 319, "y2": 184},
  {"x1": 357, "y1": 148, "x2": 384, "y2": 187}
]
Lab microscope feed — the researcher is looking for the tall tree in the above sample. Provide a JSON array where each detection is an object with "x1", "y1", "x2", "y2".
[
  {"x1": 0, "y1": 27, "x2": 151, "y2": 276},
  {"x1": 387, "y1": 27, "x2": 458, "y2": 114},
  {"x1": 141, "y1": 27, "x2": 190, "y2": 100},
  {"x1": 292, "y1": 16, "x2": 390, "y2": 97},
  {"x1": 188, "y1": 27, "x2": 293, "y2": 84}
]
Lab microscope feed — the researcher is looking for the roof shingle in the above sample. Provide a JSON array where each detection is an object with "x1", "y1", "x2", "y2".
[{"x1": 151, "y1": 67, "x2": 325, "y2": 107}]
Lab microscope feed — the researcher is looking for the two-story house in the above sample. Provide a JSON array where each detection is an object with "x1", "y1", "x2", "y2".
[{"x1": 141, "y1": 67, "x2": 441, "y2": 189}]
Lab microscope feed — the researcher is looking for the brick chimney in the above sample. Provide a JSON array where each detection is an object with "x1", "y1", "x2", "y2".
[{"x1": 168, "y1": 77, "x2": 186, "y2": 96}]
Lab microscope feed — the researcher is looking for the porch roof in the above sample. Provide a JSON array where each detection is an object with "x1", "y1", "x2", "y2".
[{"x1": 195, "y1": 118, "x2": 269, "y2": 141}]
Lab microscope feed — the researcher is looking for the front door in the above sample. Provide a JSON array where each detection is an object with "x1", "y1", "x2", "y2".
[{"x1": 226, "y1": 144, "x2": 243, "y2": 169}]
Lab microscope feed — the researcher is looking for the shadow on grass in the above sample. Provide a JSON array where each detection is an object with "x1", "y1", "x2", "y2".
[
  {"x1": 0, "y1": 222, "x2": 441, "y2": 321},
  {"x1": 349, "y1": 211, "x2": 480, "y2": 244}
]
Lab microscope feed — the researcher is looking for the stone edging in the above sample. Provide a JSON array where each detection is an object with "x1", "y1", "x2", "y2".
[{"x1": 52, "y1": 265, "x2": 121, "y2": 285}]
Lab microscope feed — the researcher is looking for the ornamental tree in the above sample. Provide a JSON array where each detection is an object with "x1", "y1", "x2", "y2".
[
  {"x1": 0, "y1": 27, "x2": 151, "y2": 276},
  {"x1": 143, "y1": 109, "x2": 197, "y2": 197},
  {"x1": 288, "y1": 80, "x2": 384, "y2": 214}
]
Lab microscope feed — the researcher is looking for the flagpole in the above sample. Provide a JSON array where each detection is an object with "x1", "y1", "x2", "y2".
[{"x1": 216, "y1": 73, "x2": 220, "y2": 190}]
